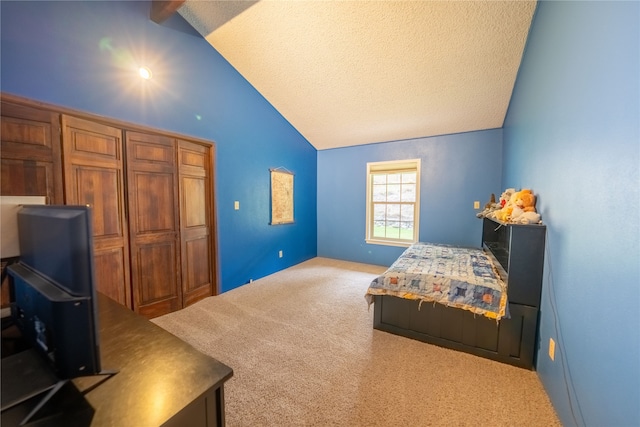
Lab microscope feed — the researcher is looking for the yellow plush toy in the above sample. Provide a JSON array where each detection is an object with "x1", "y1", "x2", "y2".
[
  {"x1": 495, "y1": 190, "x2": 517, "y2": 222},
  {"x1": 513, "y1": 189, "x2": 536, "y2": 213},
  {"x1": 494, "y1": 189, "x2": 536, "y2": 222},
  {"x1": 495, "y1": 204, "x2": 513, "y2": 222},
  {"x1": 509, "y1": 189, "x2": 542, "y2": 224}
]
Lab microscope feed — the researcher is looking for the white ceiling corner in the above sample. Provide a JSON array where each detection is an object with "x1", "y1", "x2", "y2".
[{"x1": 179, "y1": 1, "x2": 537, "y2": 150}]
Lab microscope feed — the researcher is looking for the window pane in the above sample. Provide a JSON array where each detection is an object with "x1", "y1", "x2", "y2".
[
  {"x1": 386, "y1": 204, "x2": 400, "y2": 221},
  {"x1": 387, "y1": 184, "x2": 401, "y2": 202},
  {"x1": 401, "y1": 183, "x2": 416, "y2": 202},
  {"x1": 401, "y1": 205, "x2": 414, "y2": 222},
  {"x1": 387, "y1": 173, "x2": 401, "y2": 184},
  {"x1": 373, "y1": 217, "x2": 386, "y2": 238},
  {"x1": 402, "y1": 172, "x2": 416, "y2": 184},
  {"x1": 399, "y1": 222, "x2": 414, "y2": 239},
  {"x1": 372, "y1": 184, "x2": 387, "y2": 202},
  {"x1": 373, "y1": 204, "x2": 386, "y2": 221},
  {"x1": 372, "y1": 175, "x2": 387, "y2": 185},
  {"x1": 386, "y1": 221, "x2": 400, "y2": 238}
]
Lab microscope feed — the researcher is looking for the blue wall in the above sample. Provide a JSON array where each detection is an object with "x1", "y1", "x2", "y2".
[
  {"x1": 318, "y1": 129, "x2": 503, "y2": 266},
  {"x1": 0, "y1": 1, "x2": 318, "y2": 292},
  {"x1": 504, "y1": 2, "x2": 639, "y2": 426}
]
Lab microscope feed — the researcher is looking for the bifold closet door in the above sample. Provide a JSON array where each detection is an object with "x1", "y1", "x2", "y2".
[
  {"x1": 126, "y1": 132, "x2": 181, "y2": 318},
  {"x1": 178, "y1": 140, "x2": 214, "y2": 306},
  {"x1": 61, "y1": 115, "x2": 132, "y2": 308},
  {"x1": 1, "y1": 102, "x2": 64, "y2": 307}
]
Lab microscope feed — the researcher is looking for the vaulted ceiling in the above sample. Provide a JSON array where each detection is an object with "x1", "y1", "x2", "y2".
[{"x1": 166, "y1": 1, "x2": 537, "y2": 150}]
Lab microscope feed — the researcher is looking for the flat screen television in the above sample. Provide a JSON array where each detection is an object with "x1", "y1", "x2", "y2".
[{"x1": 6, "y1": 205, "x2": 102, "y2": 380}]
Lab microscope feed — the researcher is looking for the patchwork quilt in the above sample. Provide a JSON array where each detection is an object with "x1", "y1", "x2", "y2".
[{"x1": 365, "y1": 243, "x2": 508, "y2": 320}]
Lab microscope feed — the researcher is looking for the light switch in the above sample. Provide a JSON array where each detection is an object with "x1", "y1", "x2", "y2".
[
  {"x1": 234, "y1": 201, "x2": 240, "y2": 210},
  {"x1": 474, "y1": 201, "x2": 480, "y2": 209}
]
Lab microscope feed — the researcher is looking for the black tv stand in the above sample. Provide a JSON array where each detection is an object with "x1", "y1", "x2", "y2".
[
  {"x1": 1, "y1": 349, "x2": 118, "y2": 426},
  {"x1": 76, "y1": 368, "x2": 118, "y2": 396},
  {"x1": 12, "y1": 379, "x2": 68, "y2": 427}
]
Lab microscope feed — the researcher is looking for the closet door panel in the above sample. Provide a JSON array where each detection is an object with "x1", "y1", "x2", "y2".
[
  {"x1": 94, "y1": 247, "x2": 128, "y2": 305},
  {"x1": 135, "y1": 242, "x2": 179, "y2": 301},
  {"x1": 183, "y1": 176, "x2": 206, "y2": 226},
  {"x1": 126, "y1": 131, "x2": 181, "y2": 318},
  {"x1": 1, "y1": 159, "x2": 54, "y2": 197},
  {"x1": 183, "y1": 236, "x2": 212, "y2": 302},
  {"x1": 62, "y1": 115, "x2": 131, "y2": 308},
  {"x1": 132, "y1": 172, "x2": 175, "y2": 232},
  {"x1": 178, "y1": 140, "x2": 214, "y2": 306},
  {"x1": 0, "y1": 102, "x2": 63, "y2": 203},
  {"x1": 1, "y1": 114, "x2": 52, "y2": 148},
  {"x1": 71, "y1": 167, "x2": 123, "y2": 237}
]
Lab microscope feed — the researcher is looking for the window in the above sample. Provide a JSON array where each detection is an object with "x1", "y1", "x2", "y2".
[{"x1": 366, "y1": 159, "x2": 420, "y2": 246}]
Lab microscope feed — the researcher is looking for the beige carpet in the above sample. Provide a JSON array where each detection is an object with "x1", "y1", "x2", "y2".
[{"x1": 152, "y1": 257, "x2": 560, "y2": 426}]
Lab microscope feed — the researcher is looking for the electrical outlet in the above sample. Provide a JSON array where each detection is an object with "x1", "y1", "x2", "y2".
[
  {"x1": 549, "y1": 338, "x2": 556, "y2": 361},
  {"x1": 279, "y1": 250, "x2": 283, "y2": 258},
  {"x1": 474, "y1": 201, "x2": 480, "y2": 209}
]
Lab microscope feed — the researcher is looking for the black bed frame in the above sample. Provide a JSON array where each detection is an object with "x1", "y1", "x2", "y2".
[{"x1": 372, "y1": 217, "x2": 546, "y2": 369}]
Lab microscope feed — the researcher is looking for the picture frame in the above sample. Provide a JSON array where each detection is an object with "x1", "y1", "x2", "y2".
[{"x1": 270, "y1": 168, "x2": 294, "y2": 225}]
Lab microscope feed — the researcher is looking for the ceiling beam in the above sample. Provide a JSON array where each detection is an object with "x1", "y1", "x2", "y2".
[{"x1": 150, "y1": 0, "x2": 185, "y2": 24}]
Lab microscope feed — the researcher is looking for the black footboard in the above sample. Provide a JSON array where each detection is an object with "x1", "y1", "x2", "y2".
[{"x1": 373, "y1": 295, "x2": 538, "y2": 369}]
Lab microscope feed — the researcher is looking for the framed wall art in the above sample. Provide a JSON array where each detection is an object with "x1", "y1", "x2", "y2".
[{"x1": 270, "y1": 168, "x2": 294, "y2": 225}]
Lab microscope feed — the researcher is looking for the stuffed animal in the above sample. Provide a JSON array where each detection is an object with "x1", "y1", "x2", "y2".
[
  {"x1": 476, "y1": 193, "x2": 501, "y2": 218},
  {"x1": 485, "y1": 188, "x2": 543, "y2": 224},
  {"x1": 485, "y1": 193, "x2": 497, "y2": 209},
  {"x1": 513, "y1": 189, "x2": 536, "y2": 213},
  {"x1": 499, "y1": 188, "x2": 516, "y2": 208},
  {"x1": 495, "y1": 204, "x2": 513, "y2": 222},
  {"x1": 509, "y1": 189, "x2": 541, "y2": 224},
  {"x1": 493, "y1": 188, "x2": 517, "y2": 222},
  {"x1": 511, "y1": 208, "x2": 542, "y2": 224}
]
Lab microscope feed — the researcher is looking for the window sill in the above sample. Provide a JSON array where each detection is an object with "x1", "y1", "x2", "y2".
[{"x1": 365, "y1": 239, "x2": 414, "y2": 248}]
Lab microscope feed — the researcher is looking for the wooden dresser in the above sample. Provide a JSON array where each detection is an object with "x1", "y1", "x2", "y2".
[{"x1": 1, "y1": 293, "x2": 233, "y2": 426}]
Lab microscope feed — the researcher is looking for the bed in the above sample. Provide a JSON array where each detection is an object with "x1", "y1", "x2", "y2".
[{"x1": 366, "y1": 217, "x2": 546, "y2": 369}]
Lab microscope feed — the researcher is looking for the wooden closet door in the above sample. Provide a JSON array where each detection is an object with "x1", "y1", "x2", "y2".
[
  {"x1": 178, "y1": 140, "x2": 215, "y2": 306},
  {"x1": 1, "y1": 102, "x2": 63, "y2": 307},
  {"x1": 1, "y1": 102, "x2": 63, "y2": 203},
  {"x1": 62, "y1": 115, "x2": 131, "y2": 308},
  {"x1": 126, "y1": 132, "x2": 181, "y2": 318}
]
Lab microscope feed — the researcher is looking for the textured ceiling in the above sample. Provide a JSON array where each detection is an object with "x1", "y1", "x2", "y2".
[{"x1": 179, "y1": 1, "x2": 537, "y2": 150}]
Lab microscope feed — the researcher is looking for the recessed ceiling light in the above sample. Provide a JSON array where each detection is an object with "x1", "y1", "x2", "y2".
[{"x1": 138, "y1": 66, "x2": 152, "y2": 80}]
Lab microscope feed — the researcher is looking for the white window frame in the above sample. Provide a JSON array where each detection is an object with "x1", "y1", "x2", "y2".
[{"x1": 365, "y1": 159, "x2": 421, "y2": 247}]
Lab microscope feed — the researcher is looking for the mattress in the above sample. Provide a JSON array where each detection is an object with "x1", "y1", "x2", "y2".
[{"x1": 365, "y1": 242, "x2": 508, "y2": 320}]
